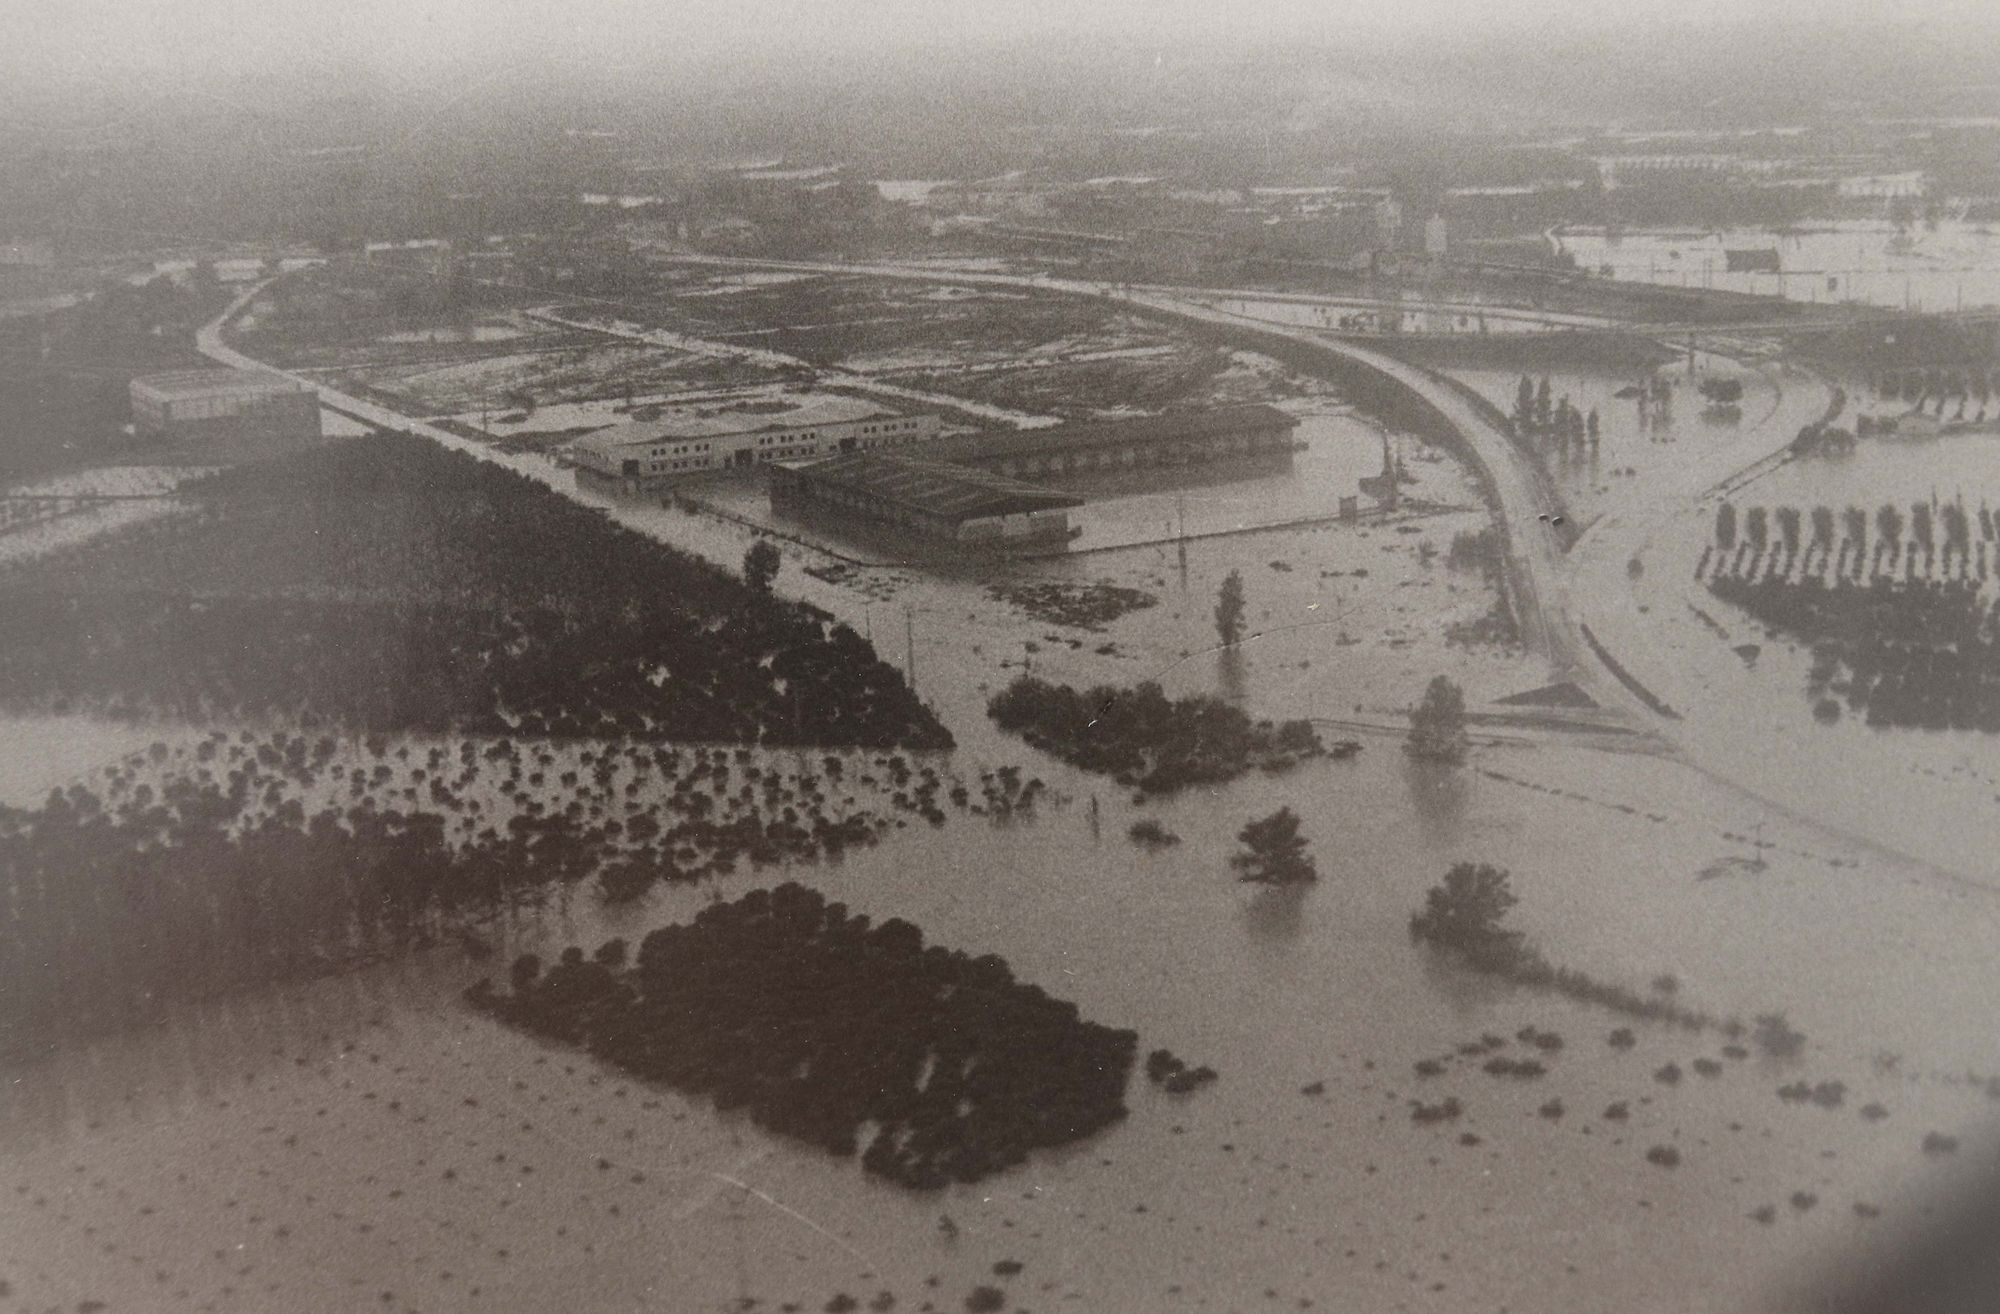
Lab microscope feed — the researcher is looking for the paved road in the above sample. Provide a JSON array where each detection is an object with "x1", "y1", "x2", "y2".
[{"x1": 197, "y1": 282, "x2": 517, "y2": 468}]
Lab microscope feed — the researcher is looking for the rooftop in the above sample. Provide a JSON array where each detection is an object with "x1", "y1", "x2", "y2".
[
  {"x1": 574, "y1": 394, "x2": 898, "y2": 452},
  {"x1": 778, "y1": 453, "x2": 1083, "y2": 523},
  {"x1": 130, "y1": 368, "x2": 312, "y2": 401},
  {"x1": 922, "y1": 404, "x2": 1298, "y2": 465}
]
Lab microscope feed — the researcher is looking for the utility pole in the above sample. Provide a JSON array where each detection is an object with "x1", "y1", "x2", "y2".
[{"x1": 905, "y1": 604, "x2": 916, "y2": 691}]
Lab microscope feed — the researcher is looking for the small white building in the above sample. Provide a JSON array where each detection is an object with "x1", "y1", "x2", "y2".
[{"x1": 569, "y1": 393, "x2": 941, "y2": 485}]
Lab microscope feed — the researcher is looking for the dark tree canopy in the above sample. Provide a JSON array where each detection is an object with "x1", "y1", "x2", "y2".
[
  {"x1": 1407, "y1": 675, "x2": 1469, "y2": 763},
  {"x1": 468, "y1": 883, "x2": 1139, "y2": 1191},
  {"x1": 987, "y1": 676, "x2": 1343, "y2": 795},
  {"x1": 744, "y1": 538, "x2": 782, "y2": 593},
  {"x1": 1215, "y1": 569, "x2": 1246, "y2": 648},
  {"x1": 1231, "y1": 806, "x2": 1316, "y2": 885},
  {"x1": 1408, "y1": 862, "x2": 1523, "y2": 966}
]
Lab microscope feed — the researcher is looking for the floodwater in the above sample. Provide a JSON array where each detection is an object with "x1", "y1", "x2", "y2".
[
  {"x1": 1448, "y1": 353, "x2": 1838, "y2": 526},
  {"x1": 8, "y1": 297, "x2": 2000, "y2": 1313},
  {"x1": 1554, "y1": 221, "x2": 2000, "y2": 314},
  {"x1": 6, "y1": 712, "x2": 1998, "y2": 1314},
  {"x1": 1572, "y1": 428, "x2": 2000, "y2": 880}
]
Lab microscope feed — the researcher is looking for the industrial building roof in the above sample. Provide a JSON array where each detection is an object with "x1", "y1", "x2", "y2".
[
  {"x1": 921, "y1": 403, "x2": 1298, "y2": 465},
  {"x1": 130, "y1": 368, "x2": 312, "y2": 401},
  {"x1": 572, "y1": 394, "x2": 898, "y2": 453},
  {"x1": 777, "y1": 453, "x2": 1083, "y2": 523}
]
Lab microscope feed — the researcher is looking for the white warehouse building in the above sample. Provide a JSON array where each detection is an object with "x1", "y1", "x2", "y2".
[{"x1": 569, "y1": 393, "x2": 941, "y2": 486}]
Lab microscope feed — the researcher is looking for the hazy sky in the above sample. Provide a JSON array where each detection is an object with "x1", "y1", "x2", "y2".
[{"x1": 8, "y1": 0, "x2": 1996, "y2": 90}]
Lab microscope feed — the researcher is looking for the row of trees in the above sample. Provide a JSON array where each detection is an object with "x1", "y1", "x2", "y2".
[
  {"x1": 1511, "y1": 376, "x2": 1601, "y2": 450},
  {"x1": 1708, "y1": 498, "x2": 1998, "y2": 586},
  {"x1": 1871, "y1": 368, "x2": 2000, "y2": 405}
]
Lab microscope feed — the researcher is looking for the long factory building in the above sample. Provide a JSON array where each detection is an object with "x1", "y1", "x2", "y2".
[
  {"x1": 771, "y1": 452, "x2": 1083, "y2": 547},
  {"x1": 916, "y1": 403, "x2": 1300, "y2": 480}
]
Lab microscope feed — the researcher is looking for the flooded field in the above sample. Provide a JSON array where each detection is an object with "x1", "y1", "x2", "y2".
[
  {"x1": 1447, "y1": 356, "x2": 1837, "y2": 527},
  {"x1": 9, "y1": 245, "x2": 1999, "y2": 1314},
  {"x1": 0, "y1": 466, "x2": 214, "y2": 565},
  {"x1": 5, "y1": 712, "x2": 1998, "y2": 1314}
]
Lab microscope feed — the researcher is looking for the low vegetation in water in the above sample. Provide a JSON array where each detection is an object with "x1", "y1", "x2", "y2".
[
  {"x1": 467, "y1": 883, "x2": 1139, "y2": 1190},
  {"x1": 985, "y1": 580, "x2": 1158, "y2": 631},
  {"x1": 1144, "y1": 1048, "x2": 1218, "y2": 1095},
  {"x1": 1409, "y1": 861, "x2": 1748, "y2": 1035},
  {"x1": 0, "y1": 731, "x2": 1017, "y2": 1059},
  {"x1": 1126, "y1": 819, "x2": 1181, "y2": 849},
  {"x1": 986, "y1": 676, "x2": 1352, "y2": 795},
  {"x1": 0, "y1": 433, "x2": 949, "y2": 748}
]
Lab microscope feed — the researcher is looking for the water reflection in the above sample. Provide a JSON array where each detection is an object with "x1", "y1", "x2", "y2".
[
  {"x1": 1238, "y1": 883, "x2": 1307, "y2": 947},
  {"x1": 1415, "y1": 940, "x2": 1516, "y2": 1018},
  {"x1": 1402, "y1": 753, "x2": 1471, "y2": 843},
  {"x1": 1216, "y1": 646, "x2": 1246, "y2": 702}
]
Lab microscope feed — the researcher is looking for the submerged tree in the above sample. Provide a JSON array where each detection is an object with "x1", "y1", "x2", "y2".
[
  {"x1": 744, "y1": 538, "x2": 782, "y2": 593},
  {"x1": 1714, "y1": 501, "x2": 1738, "y2": 552},
  {"x1": 1775, "y1": 506, "x2": 1802, "y2": 561},
  {"x1": 1231, "y1": 807, "x2": 1316, "y2": 885},
  {"x1": 1215, "y1": 569, "x2": 1246, "y2": 647},
  {"x1": 1409, "y1": 862, "x2": 1524, "y2": 967},
  {"x1": 1843, "y1": 505, "x2": 1868, "y2": 552},
  {"x1": 1877, "y1": 503, "x2": 1904, "y2": 563},
  {"x1": 1407, "y1": 675, "x2": 1469, "y2": 764}
]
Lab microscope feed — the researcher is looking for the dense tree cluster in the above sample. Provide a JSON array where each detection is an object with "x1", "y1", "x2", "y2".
[
  {"x1": 1510, "y1": 374, "x2": 1602, "y2": 457},
  {"x1": 0, "y1": 729, "x2": 1035, "y2": 1059},
  {"x1": 1702, "y1": 498, "x2": 2000, "y2": 731},
  {"x1": 0, "y1": 434, "x2": 949, "y2": 749},
  {"x1": 986, "y1": 676, "x2": 1350, "y2": 795},
  {"x1": 467, "y1": 883, "x2": 1138, "y2": 1190}
]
